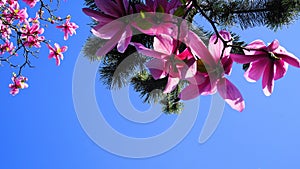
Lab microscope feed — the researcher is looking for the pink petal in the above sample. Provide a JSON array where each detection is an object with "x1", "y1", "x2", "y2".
[
  {"x1": 54, "y1": 43, "x2": 60, "y2": 50},
  {"x1": 55, "y1": 56, "x2": 61, "y2": 66},
  {"x1": 95, "y1": 31, "x2": 123, "y2": 57},
  {"x1": 221, "y1": 55, "x2": 233, "y2": 75},
  {"x1": 185, "y1": 72, "x2": 206, "y2": 85},
  {"x1": 60, "y1": 46, "x2": 68, "y2": 53},
  {"x1": 262, "y1": 62, "x2": 275, "y2": 96},
  {"x1": 244, "y1": 58, "x2": 269, "y2": 82},
  {"x1": 117, "y1": 25, "x2": 132, "y2": 53},
  {"x1": 133, "y1": 43, "x2": 167, "y2": 59},
  {"x1": 184, "y1": 60, "x2": 197, "y2": 78},
  {"x1": 244, "y1": 40, "x2": 267, "y2": 55},
  {"x1": 217, "y1": 78, "x2": 245, "y2": 112},
  {"x1": 146, "y1": 59, "x2": 168, "y2": 79},
  {"x1": 185, "y1": 31, "x2": 215, "y2": 66},
  {"x1": 179, "y1": 77, "x2": 215, "y2": 100},
  {"x1": 176, "y1": 48, "x2": 192, "y2": 60},
  {"x1": 163, "y1": 77, "x2": 180, "y2": 93},
  {"x1": 94, "y1": 0, "x2": 122, "y2": 17},
  {"x1": 267, "y1": 39, "x2": 280, "y2": 52},
  {"x1": 153, "y1": 34, "x2": 173, "y2": 55},
  {"x1": 179, "y1": 84, "x2": 200, "y2": 100},
  {"x1": 274, "y1": 60, "x2": 288, "y2": 80},
  {"x1": 82, "y1": 8, "x2": 114, "y2": 23},
  {"x1": 278, "y1": 52, "x2": 300, "y2": 68},
  {"x1": 92, "y1": 20, "x2": 124, "y2": 39},
  {"x1": 208, "y1": 31, "x2": 231, "y2": 62},
  {"x1": 230, "y1": 53, "x2": 267, "y2": 64}
]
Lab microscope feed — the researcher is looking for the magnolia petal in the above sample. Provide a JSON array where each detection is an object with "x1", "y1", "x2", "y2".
[
  {"x1": 208, "y1": 33, "x2": 223, "y2": 63},
  {"x1": 180, "y1": 77, "x2": 215, "y2": 100},
  {"x1": 230, "y1": 53, "x2": 267, "y2": 64},
  {"x1": 60, "y1": 46, "x2": 68, "y2": 53},
  {"x1": 217, "y1": 78, "x2": 245, "y2": 112},
  {"x1": 176, "y1": 48, "x2": 193, "y2": 60},
  {"x1": 262, "y1": 63, "x2": 275, "y2": 96},
  {"x1": 117, "y1": 25, "x2": 132, "y2": 53},
  {"x1": 92, "y1": 20, "x2": 124, "y2": 39},
  {"x1": 208, "y1": 31, "x2": 231, "y2": 62},
  {"x1": 179, "y1": 84, "x2": 200, "y2": 100},
  {"x1": 94, "y1": 0, "x2": 121, "y2": 18},
  {"x1": 221, "y1": 55, "x2": 233, "y2": 75},
  {"x1": 133, "y1": 43, "x2": 167, "y2": 59},
  {"x1": 146, "y1": 59, "x2": 168, "y2": 80},
  {"x1": 184, "y1": 60, "x2": 197, "y2": 78},
  {"x1": 244, "y1": 40, "x2": 267, "y2": 55},
  {"x1": 244, "y1": 58, "x2": 269, "y2": 82},
  {"x1": 95, "y1": 32, "x2": 122, "y2": 57},
  {"x1": 278, "y1": 52, "x2": 300, "y2": 68},
  {"x1": 267, "y1": 39, "x2": 280, "y2": 52},
  {"x1": 153, "y1": 34, "x2": 173, "y2": 55},
  {"x1": 186, "y1": 72, "x2": 206, "y2": 85},
  {"x1": 163, "y1": 77, "x2": 180, "y2": 93},
  {"x1": 186, "y1": 31, "x2": 215, "y2": 66},
  {"x1": 82, "y1": 8, "x2": 114, "y2": 23},
  {"x1": 274, "y1": 60, "x2": 288, "y2": 80}
]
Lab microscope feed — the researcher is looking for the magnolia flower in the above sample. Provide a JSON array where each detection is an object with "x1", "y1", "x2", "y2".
[
  {"x1": 9, "y1": 74, "x2": 28, "y2": 96},
  {"x1": 0, "y1": 40, "x2": 15, "y2": 55},
  {"x1": 21, "y1": 21, "x2": 45, "y2": 48},
  {"x1": 7, "y1": 1, "x2": 28, "y2": 22},
  {"x1": 82, "y1": 0, "x2": 133, "y2": 57},
  {"x1": 56, "y1": 18, "x2": 79, "y2": 40},
  {"x1": 231, "y1": 39, "x2": 300, "y2": 96},
  {"x1": 180, "y1": 30, "x2": 245, "y2": 112},
  {"x1": 47, "y1": 43, "x2": 68, "y2": 66},
  {"x1": 134, "y1": 34, "x2": 197, "y2": 93},
  {"x1": 22, "y1": 0, "x2": 39, "y2": 8}
]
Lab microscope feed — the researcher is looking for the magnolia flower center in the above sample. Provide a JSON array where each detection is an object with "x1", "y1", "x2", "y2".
[{"x1": 268, "y1": 52, "x2": 281, "y2": 61}]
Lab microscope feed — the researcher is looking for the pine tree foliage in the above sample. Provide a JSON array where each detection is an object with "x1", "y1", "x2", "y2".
[
  {"x1": 201, "y1": 0, "x2": 300, "y2": 30},
  {"x1": 99, "y1": 45, "x2": 147, "y2": 89},
  {"x1": 131, "y1": 71, "x2": 166, "y2": 103}
]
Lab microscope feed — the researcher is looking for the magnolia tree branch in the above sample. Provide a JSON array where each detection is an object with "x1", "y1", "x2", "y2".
[{"x1": 0, "y1": 0, "x2": 78, "y2": 95}]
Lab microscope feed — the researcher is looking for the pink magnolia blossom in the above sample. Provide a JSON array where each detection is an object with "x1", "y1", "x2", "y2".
[
  {"x1": 22, "y1": 0, "x2": 39, "y2": 8},
  {"x1": 180, "y1": 30, "x2": 245, "y2": 112},
  {"x1": 230, "y1": 39, "x2": 300, "y2": 96},
  {"x1": 0, "y1": 20, "x2": 12, "y2": 39},
  {"x1": 0, "y1": 40, "x2": 15, "y2": 55},
  {"x1": 28, "y1": 13, "x2": 40, "y2": 24},
  {"x1": 134, "y1": 34, "x2": 197, "y2": 93},
  {"x1": 47, "y1": 43, "x2": 68, "y2": 66},
  {"x1": 21, "y1": 21, "x2": 45, "y2": 48},
  {"x1": 56, "y1": 18, "x2": 79, "y2": 40},
  {"x1": 9, "y1": 74, "x2": 29, "y2": 96},
  {"x1": 82, "y1": 0, "x2": 133, "y2": 57},
  {"x1": 7, "y1": 1, "x2": 28, "y2": 22}
]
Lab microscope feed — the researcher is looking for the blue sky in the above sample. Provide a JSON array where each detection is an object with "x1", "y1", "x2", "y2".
[{"x1": 1, "y1": 1, "x2": 300, "y2": 169}]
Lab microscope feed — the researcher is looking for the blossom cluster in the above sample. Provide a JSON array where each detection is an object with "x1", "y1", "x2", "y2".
[
  {"x1": 83, "y1": 0, "x2": 300, "y2": 112},
  {"x1": 0, "y1": 0, "x2": 78, "y2": 95}
]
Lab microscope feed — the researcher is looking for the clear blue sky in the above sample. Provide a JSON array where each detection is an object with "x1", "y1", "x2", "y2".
[{"x1": 1, "y1": 1, "x2": 300, "y2": 169}]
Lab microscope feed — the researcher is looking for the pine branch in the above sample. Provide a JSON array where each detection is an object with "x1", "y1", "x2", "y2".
[
  {"x1": 131, "y1": 71, "x2": 166, "y2": 103},
  {"x1": 99, "y1": 45, "x2": 147, "y2": 89},
  {"x1": 199, "y1": 0, "x2": 300, "y2": 30},
  {"x1": 160, "y1": 85, "x2": 183, "y2": 114}
]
